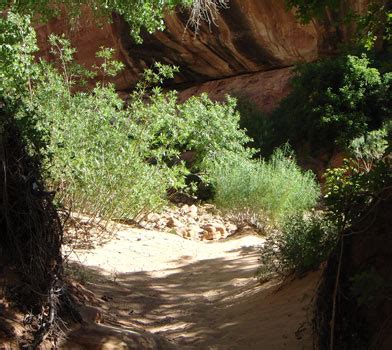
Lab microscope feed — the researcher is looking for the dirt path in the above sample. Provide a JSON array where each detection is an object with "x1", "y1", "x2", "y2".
[{"x1": 64, "y1": 225, "x2": 321, "y2": 349}]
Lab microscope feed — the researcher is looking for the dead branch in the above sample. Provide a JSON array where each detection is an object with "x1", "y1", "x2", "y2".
[{"x1": 187, "y1": 0, "x2": 229, "y2": 33}]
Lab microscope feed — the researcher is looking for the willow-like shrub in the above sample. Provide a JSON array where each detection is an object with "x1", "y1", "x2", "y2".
[{"x1": 210, "y1": 147, "x2": 320, "y2": 227}]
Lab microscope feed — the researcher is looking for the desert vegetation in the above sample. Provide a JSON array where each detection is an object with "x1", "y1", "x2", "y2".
[{"x1": 0, "y1": 0, "x2": 391, "y2": 348}]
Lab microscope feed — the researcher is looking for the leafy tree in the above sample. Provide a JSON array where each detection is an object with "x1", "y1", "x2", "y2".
[
  {"x1": 285, "y1": 0, "x2": 392, "y2": 51},
  {"x1": 266, "y1": 55, "x2": 391, "y2": 157}
]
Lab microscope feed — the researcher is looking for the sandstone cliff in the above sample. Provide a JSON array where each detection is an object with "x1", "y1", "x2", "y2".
[{"x1": 36, "y1": 0, "x2": 366, "y2": 111}]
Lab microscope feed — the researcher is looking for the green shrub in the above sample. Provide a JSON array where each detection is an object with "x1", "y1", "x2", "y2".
[
  {"x1": 235, "y1": 97, "x2": 272, "y2": 156},
  {"x1": 258, "y1": 212, "x2": 338, "y2": 280},
  {"x1": 324, "y1": 128, "x2": 391, "y2": 229},
  {"x1": 129, "y1": 89, "x2": 253, "y2": 179},
  {"x1": 211, "y1": 146, "x2": 320, "y2": 227},
  {"x1": 28, "y1": 37, "x2": 253, "y2": 221},
  {"x1": 267, "y1": 55, "x2": 391, "y2": 157},
  {"x1": 0, "y1": 13, "x2": 46, "y2": 160},
  {"x1": 348, "y1": 128, "x2": 389, "y2": 171}
]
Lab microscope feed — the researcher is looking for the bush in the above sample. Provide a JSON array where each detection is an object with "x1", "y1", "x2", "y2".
[
  {"x1": 259, "y1": 126, "x2": 390, "y2": 281},
  {"x1": 35, "y1": 78, "x2": 174, "y2": 220},
  {"x1": 267, "y1": 55, "x2": 391, "y2": 157},
  {"x1": 235, "y1": 97, "x2": 272, "y2": 157},
  {"x1": 210, "y1": 146, "x2": 320, "y2": 227},
  {"x1": 28, "y1": 38, "x2": 253, "y2": 221},
  {"x1": 0, "y1": 13, "x2": 45, "y2": 160},
  {"x1": 258, "y1": 213, "x2": 338, "y2": 280},
  {"x1": 324, "y1": 127, "x2": 391, "y2": 229}
]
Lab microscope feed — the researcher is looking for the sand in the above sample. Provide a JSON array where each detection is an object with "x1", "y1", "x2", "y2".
[{"x1": 63, "y1": 224, "x2": 321, "y2": 349}]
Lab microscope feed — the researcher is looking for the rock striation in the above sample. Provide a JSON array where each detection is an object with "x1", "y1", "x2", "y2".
[
  {"x1": 112, "y1": 0, "x2": 323, "y2": 85},
  {"x1": 36, "y1": 1, "x2": 328, "y2": 87},
  {"x1": 36, "y1": 0, "x2": 367, "y2": 109}
]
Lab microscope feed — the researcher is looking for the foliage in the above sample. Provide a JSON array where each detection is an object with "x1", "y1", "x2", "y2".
[
  {"x1": 0, "y1": 13, "x2": 48, "y2": 161},
  {"x1": 257, "y1": 109, "x2": 390, "y2": 281},
  {"x1": 285, "y1": 0, "x2": 339, "y2": 23},
  {"x1": 267, "y1": 55, "x2": 391, "y2": 157},
  {"x1": 211, "y1": 146, "x2": 320, "y2": 227},
  {"x1": 24, "y1": 36, "x2": 252, "y2": 221},
  {"x1": 285, "y1": 0, "x2": 392, "y2": 52},
  {"x1": 48, "y1": 33, "x2": 96, "y2": 88},
  {"x1": 235, "y1": 97, "x2": 272, "y2": 156},
  {"x1": 173, "y1": 94, "x2": 253, "y2": 174},
  {"x1": 35, "y1": 82, "x2": 168, "y2": 220},
  {"x1": 0, "y1": 13, "x2": 38, "y2": 99},
  {"x1": 94, "y1": 47, "x2": 125, "y2": 79},
  {"x1": 1, "y1": 11, "x2": 253, "y2": 222},
  {"x1": 350, "y1": 2, "x2": 392, "y2": 51},
  {"x1": 258, "y1": 212, "x2": 338, "y2": 280},
  {"x1": 1, "y1": 0, "x2": 185, "y2": 41},
  {"x1": 324, "y1": 131, "x2": 391, "y2": 229},
  {"x1": 348, "y1": 128, "x2": 389, "y2": 170}
]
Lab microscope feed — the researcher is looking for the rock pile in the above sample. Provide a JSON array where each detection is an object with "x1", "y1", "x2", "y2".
[{"x1": 139, "y1": 204, "x2": 238, "y2": 241}]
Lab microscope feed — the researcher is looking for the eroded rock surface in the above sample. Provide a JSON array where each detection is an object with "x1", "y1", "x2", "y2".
[
  {"x1": 36, "y1": 0, "x2": 334, "y2": 89},
  {"x1": 36, "y1": 0, "x2": 368, "y2": 111}
]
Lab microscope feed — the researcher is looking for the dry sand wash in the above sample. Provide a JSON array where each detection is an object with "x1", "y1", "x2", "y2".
[{"x1": 64, "y1": 224, "x2": 321, "y2": 349}]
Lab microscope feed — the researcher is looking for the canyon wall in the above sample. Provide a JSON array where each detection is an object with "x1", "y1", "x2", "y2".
[{"x1": 36, "y1": 0, "x2": 366, "y2": 111}]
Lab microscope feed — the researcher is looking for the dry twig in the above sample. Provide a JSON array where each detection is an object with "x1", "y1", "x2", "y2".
[{"x1": 187, "y1": 0, "x2": 229, "y2": 33}]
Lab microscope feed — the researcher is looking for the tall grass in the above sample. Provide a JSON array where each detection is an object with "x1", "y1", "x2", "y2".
[{"x1": 211, "y1": 147, "x2": 320, "y2": 227}]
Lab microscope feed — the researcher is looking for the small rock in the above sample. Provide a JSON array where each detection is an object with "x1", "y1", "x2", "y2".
[
  {"x1": 175, "y1": 227, "x2": 188, "y2": 237},
  {"x1": 202, "y1": 230, "x2": 218, "y2": 240},
  {"x1": 202, "y1": 204, "x2": 216, "y2": 213},
  {"x1": 156, "y1": 218, "x2": 168, "y2": 228},
  {"x1": 167, "y1": 216, "x2": 183, "y2": 228},
  {"x1": 101, "y1": 295, "x2": 113, "y2": 302},
  {"x1": 147, "y1": 213, "x2": 160, "y2": 222},
  {"x1": 188, "y1": 205, "x2": 198, "y2": 218},
  {"x1": 180, "y1": 204, "x2": 190, "y2": 214},
  {"x1": 188, "y1": 217, "x2": 197, "y2": 225},
  {"x1": 202, "y1": 224, "x2": 216, "y2": 234},
  {"x1": 188, "y1": 225, "x2": 202, "y2": 240},
  {"x1": 213, "y1": 223, "x2": 227, "y2": 237},
  {"x1": 227, "y1": 223, "x2": 238, "y2": 233}
]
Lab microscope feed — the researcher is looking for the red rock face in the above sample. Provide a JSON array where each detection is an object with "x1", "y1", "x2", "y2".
[
  {"x1": 35, "y1": 0, "x2": 367, "y2": 107},
  {"x1": 36, "y1": 1, "x2": 327, "y2": 89},
  {"x1": 112, "y1": 0, "x2": 322, "y2": 85},
  {"x1": 178, "y1": 67, "x2": 294, "y2": 113},
  {"x1": 35, "y1": 9, "x2": 135, "y2": 91}
]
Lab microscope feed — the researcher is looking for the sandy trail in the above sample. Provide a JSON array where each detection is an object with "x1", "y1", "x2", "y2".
[{"x1": 64, "y1": 225, "x2": 321, "y2": 349}]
